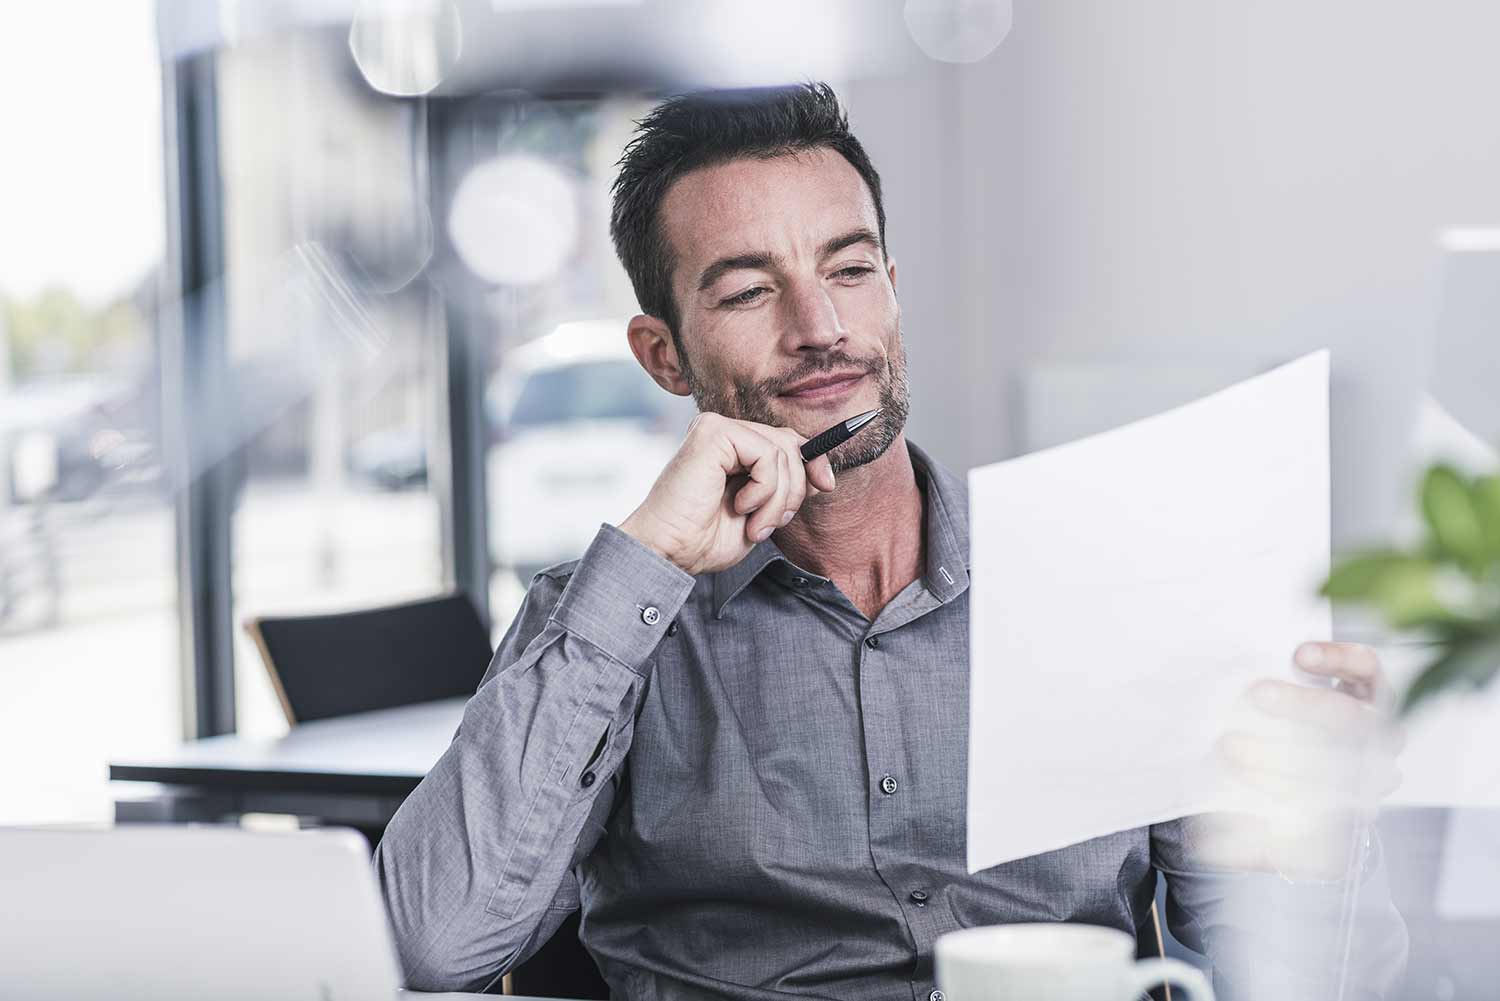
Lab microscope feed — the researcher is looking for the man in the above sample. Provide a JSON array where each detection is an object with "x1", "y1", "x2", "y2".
[{"x1": 377, "y1": 83, "x2": 1405, "y2": 999}]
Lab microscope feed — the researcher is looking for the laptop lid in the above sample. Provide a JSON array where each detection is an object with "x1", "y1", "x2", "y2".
[{"x1": 0, "y1": 825, "x2": 401, "y2": 1001}]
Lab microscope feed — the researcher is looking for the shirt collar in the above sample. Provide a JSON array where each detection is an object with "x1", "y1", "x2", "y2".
[{"x1": 711, "y1": 440, "x2": 970, "y2": 618}]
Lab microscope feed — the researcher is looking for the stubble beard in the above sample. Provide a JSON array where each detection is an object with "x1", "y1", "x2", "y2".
[{"x1": 679, "y1": 336, "x2": 912, "y2": 475}]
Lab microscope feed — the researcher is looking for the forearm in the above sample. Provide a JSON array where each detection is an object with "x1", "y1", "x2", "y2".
[
  {"x1": 375, "y1": 526, "x2": 695, "y2": 991},
  {"x1": 1155, "y1": 819, "x2": 1408, "y2": 1001}
]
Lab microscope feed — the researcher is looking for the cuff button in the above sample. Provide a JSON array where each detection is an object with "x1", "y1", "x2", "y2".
[{"x1": 641, "y1": 605, "x2": 661, "y2": 625}]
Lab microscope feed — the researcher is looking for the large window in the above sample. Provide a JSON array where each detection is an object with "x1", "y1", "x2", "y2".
[
  {"x1": 431, "y1": 95, "x2": 695, "y2": 629},
  {"x1": 216, "y1": 34, "x2": 448, "y2": 737},
  {"x1": 0, "y1": 1, "x2": 175, "y2": 823},
  {"x1": 0, "y1": 11, "x2": 743, "y2": 818}
]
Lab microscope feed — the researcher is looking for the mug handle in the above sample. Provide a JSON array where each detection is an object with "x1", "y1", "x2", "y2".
[{"x1": 1121, "y1": 957, "x2": 1214, "y2": 1001}]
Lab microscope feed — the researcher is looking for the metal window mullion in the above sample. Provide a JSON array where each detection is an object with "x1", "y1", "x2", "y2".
[
  {"x1": 160, "y1": 50, "x2": 236, "y2": 739},
  {"x1": 427, "y1": 98, "x2": 492, "y2": 632}
]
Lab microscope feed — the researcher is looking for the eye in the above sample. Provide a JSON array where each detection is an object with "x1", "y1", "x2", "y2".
[
  {"x1": 721, "y1": 286, "x2": 768, "y2": 308},
  {"x1": 833, "y1": 265, "x2": 875, "y2": 282}
]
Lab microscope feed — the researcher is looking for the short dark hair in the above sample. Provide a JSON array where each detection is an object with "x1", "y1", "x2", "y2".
[{"x1": 609, "y1": 82, "x2": 886, "y2": 345}]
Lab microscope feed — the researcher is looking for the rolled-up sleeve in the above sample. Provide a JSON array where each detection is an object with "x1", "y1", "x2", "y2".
[
  {"x1": 375, "y1": 524, "x2": 695, "y2": 991},
  {"x1": 1151, "y1": 816, "x2": 1408, "y2": 1001}
]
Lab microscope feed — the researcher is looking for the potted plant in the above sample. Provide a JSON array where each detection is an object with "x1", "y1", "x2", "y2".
[{"x1": 1322, "y1": 464, "x2": 1500, "y2": 713}]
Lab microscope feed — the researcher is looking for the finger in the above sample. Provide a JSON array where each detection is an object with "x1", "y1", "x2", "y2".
[
  {"x1": 732, "y1": 463, "x2": 777, "y2": 517},
  {"x1": 745, "y1": 449, "x2": 791, "y2": 543},
  {"x1": 767, "y1": 425, "x2": 830, "y2": 495},
  {"x1": 1293, "y1": 642, "x2": 1386, "y2": 700},
  {"x1": 805, "y1": 453, "x2": 836, "y2": 493},
  {"x1": 730, "y1": 419, "x2": 836, "y2": 494},
  {"x1": 781, "y1": 445, "x2": 809, "y2": 523},
  {"x1": 706, "y1": 421, "x2": 782, "y2": 516},
  {"x1": 1223, "y1": 754, "x2": 1402, "y2": 807},
  {"x1": 1216, "y1": 730, "x2": 1397, "y2": 801},
  {"x1": 1246, "y1": 680, "x2": 1386, "y2": 742},
  {"x1": 747, "y1": 423, "x2": 811, "y2": 517},
  {"x1": 771, "y1": 428, "x2": 820, "y2": 500}
]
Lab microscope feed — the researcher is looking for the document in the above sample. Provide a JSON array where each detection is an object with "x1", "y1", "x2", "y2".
[{"x1": 966, "y1": 350, "x2": 1332, "y2": 872}]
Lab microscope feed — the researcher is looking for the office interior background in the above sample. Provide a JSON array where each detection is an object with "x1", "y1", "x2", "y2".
[{"x1": 1, "y1": 0, "x2": 1498, "y2": 996}]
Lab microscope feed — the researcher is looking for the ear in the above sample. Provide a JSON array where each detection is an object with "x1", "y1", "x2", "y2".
[
  {"x1": 886, "y1": 255, "x2": 898, "y2": 294},
  {"x1": 627, "y1": 314, "x2": 693, "y2": 396}
]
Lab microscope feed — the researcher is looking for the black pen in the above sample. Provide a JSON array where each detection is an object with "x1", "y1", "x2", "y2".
[{"x1": 800, "y1": 408, "x2": 882, "y2": 462}]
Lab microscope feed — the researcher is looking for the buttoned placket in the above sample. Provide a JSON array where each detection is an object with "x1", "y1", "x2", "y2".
[
  {"x1": 857, "y1": 575, "x2": 965, "y2": 1001},
  {"x1": 699, "y1": 446, "x2": 973, "y2": 1000}
]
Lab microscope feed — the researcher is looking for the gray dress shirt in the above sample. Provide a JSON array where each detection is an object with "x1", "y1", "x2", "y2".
[{"x1": 376, "y1": 442, "x2": 1406, "y2": 1000}]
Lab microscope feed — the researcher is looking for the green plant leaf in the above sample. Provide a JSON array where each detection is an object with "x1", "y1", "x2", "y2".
[
  {"x1": 1401, "y1": 629, "x2": 1500, "y2": 715},
  {"x1": 1473, "y1": 474, "x2": 1500, "y2": 560},
  {"x1": 1321, "y1": 550, "x2": 1425, "y2": 601},
  {"x1": 1422, "y1": 464, "x2": 1486, "y2": 571},
  {"x1": 1373, "y1": 561, "x2": 1452, "y2": 629}
]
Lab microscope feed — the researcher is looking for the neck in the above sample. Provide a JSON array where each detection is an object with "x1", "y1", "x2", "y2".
[{"x1": 772, "y1": 435, "x2": 924, "y2": 620}]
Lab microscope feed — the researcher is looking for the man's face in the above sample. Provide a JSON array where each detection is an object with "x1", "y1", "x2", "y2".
[{"x1": 657, "y1": 147, "x2": 910, "y2": 473}]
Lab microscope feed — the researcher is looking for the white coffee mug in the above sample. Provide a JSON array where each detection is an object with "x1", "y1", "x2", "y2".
[{"x1": 935, "y1": 923, "x2": 1214, "y2": 1001}]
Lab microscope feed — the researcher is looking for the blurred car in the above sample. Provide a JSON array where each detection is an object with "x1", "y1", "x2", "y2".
[
  {"x1": 486, "y1": 320, "x2": 694, "y2": 582},
  {"x1": 0, "y1": 375, "x2": 162, "y2": 504},
  {"x1": 348, "y1": 427, "x2": 427, "y2": 491}
]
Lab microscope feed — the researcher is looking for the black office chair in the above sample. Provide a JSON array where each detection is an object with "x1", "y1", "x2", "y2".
[
  {"x1": 509, "y1": 911, "x2": 608, "y2": 998},
  {"x1": 243, "y1": 591, "x2": 610, "y2": 999},
  {"x1": 243, "y1": 592, "x2": 493, "y2": 725}
]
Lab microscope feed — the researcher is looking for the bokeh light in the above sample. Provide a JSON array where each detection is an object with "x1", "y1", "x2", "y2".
[
  {"x1": 348, "y1": 0, "x2": 463, "y2": 97},
  {"x1": 904, "y1": 0, "x2": 1013, "y2": 64},
  {"x1": 447, "y1": 153, "x2": 579, "y2": 286}
]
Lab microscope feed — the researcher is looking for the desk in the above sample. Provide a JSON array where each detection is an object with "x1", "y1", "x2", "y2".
[{"x1": 108, "y1": 698, "x2": 466, "y2": 829}]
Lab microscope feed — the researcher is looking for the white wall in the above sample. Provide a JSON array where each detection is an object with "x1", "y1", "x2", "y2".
[{"x1": 851, "y1": 0, "x2": 1500, "y2": 544}]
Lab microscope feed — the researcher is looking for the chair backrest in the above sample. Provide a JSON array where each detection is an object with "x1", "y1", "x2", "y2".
[
  {"x1": 244, "y1": 592, "x2": 492, "y2": 725},
  {"x1": 509, "y1": 910, "x2": 610, "y2": 999}
]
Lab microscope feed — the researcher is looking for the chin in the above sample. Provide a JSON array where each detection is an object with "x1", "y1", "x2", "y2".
[
  {"x1": 781, "y1": 389, "x2": 883, "y2": 430},
  {"x1": 828, "y1": 421, "x2": 903, "y2": 475}
]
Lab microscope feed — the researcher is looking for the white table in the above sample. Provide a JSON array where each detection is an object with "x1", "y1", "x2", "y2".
[{"x1": 108, "y1": 698, "x2": 467, "y2": 829}]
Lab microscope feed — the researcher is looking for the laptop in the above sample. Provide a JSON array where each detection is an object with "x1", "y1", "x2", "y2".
[{"x1": 0, "y1": 825, "x2": 404, "y2": 1001}]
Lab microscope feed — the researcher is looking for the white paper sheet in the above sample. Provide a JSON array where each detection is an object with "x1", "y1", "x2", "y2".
[{"x1": 966, "y1": 350, "x2": 1332, "y2": 872}]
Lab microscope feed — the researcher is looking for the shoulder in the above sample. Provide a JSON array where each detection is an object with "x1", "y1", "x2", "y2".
[{"x1": 531, "y1": 558, "x2": 581, "y2": 585}]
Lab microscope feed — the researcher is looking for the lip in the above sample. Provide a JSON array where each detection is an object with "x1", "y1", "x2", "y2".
[{"x1": 778, "y1": 371, "x2": 867, "y2": 400}]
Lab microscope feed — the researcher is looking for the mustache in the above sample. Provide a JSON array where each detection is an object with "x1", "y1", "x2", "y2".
[{"x1": 759, "y1": 351, "x2": 886, "y2": 397}]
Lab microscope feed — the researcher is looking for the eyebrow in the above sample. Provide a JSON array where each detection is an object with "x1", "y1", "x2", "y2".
[
  {"x1": 818, "y1": 227, "x2": 881, "y2": 259},
  {"x1": 697, "y1": 252, "x2": 779, "y2": 293},
  {"x1": 695, "y1": 228, "x2": 882, "y2": 293}
]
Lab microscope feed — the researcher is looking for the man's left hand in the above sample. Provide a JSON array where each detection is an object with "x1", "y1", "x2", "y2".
[{"x1": 1209, "y1": 641, "x2": 1405, "y2": 880}]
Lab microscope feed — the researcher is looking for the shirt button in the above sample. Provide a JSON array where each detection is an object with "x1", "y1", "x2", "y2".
[
  {"x1": 865, "y1": 635, "x2": 880, "y2": 649},
  {"x1": 641, "y1": 605, "x2": 661, "y2": 625},
  {"x1": 909, "y1": 889, "x2": 929, "y2": 906},
  {"x1": 929, "y1": 991, "x2": 946, "y2": 1001},
  {"x1": 790, "y1": 575, "x2": 810, "y2": 587},
  {"x1": 880, "y1": 775, "x2": 898, "y2": 796},
  {"x1": 580, "y1": 770, "x2": 596, "y2": 788},
  {"x1": 666, "y1": 621, "x2": 678, "y2": 637}
]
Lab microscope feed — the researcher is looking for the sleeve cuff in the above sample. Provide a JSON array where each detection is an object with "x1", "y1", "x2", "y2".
[{"x1": 549, "y1": 524, "x2": 697, "y2": 674}]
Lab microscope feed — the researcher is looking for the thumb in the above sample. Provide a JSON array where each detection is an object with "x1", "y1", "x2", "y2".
[{"x1": 806, "y1": 454, "x2": 836, "y2": 493}]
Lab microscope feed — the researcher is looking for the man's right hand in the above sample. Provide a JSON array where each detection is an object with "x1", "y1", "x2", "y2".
[{"x1": 618, "y1": 412, "x2": 837, "y2": 576}]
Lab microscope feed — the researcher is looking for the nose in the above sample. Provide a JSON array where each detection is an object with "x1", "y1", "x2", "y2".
[{"x1": 780, "y1": 277, "x2": 848, "y2": 354}]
